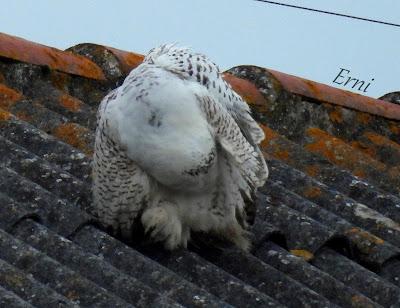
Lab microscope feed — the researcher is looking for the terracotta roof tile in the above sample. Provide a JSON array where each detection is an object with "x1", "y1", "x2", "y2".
[
  {"x1": 0, "y1": 32, "x2": 105, "y2": 80},
  {"x1": 105, "y1": 46, "x2": 144, "y2": 74},
  {"x1": 267, "y1": 68, "x2": 400, "y2": 121},
  {"x1": 67, "y1": 43, "x2": 143, "y2": 79}
]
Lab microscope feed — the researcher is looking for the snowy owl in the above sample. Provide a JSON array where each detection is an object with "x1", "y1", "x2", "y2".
[{"x1": 92, "y1": 44, "x2": 268, "y2": 250}]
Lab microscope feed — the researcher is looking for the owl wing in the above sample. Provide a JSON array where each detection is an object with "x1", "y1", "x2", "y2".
[
  {"x1": 196, "y1": 94, "x2": 267, "y2": 195},
  {"x1": 196, "y1": 93, "x2": 268, "y2": 227},
  {"x1": 218, "y1": 79, "x2": 269, "y2": 185},
  {"x1": 93, "y1": 92, "x2": 151, "y2": 237}
]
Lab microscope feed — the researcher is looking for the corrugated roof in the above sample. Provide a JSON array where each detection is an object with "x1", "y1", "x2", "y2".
[{"x1": 0, "y1": 32, "x2": 399, "y2": 307}]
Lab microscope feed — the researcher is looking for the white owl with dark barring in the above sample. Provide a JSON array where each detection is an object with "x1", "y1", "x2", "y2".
[{"x1": 92, "y1": 44, "x2": 268, "y2": 250}]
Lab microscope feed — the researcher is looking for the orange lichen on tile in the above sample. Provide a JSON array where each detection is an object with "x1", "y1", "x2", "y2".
[
  {"x1": 389, "y1": 122, "x2": 400, "y2": 135},
  {"x1": 0, "y1": 108, "x2": 12, "y2": 121},
  {"x1": 349, "y1": 140, "x2": 377, "y2": 158},
  {"x1": 304, "y1": 165, "x2": 321, "y2": 177},
  {"x1": 0, "y1": 83, "x2": 22, "y2": 108},
  {"x1": 50, "y1": 72, "x2": 71, "y2": 91},
  {"x1": 303, "y1": 186, "x2": 322, "y2": 198},
  {"x1": 304, "y1": 128, "x2": 337, "y2": 162},
  {"x1": 259, "y1": 123, "x2": 280, "y2": 143},
  {"x1": 290, "y1": 249, "x2": 314, "y2": 261},
  {"x1": 52, "y1": 123, "x2": 92, "y2": 155},
  {"x1": 274, "y1": 150, "x2": 291, "y2": 161},
  {"x1": 0, "y1": 32, "x2": 105, "y2": 80},
  {"x1": 259, "y1": 123, "x2": 281, "y2": 151},
  {"x1": 59, "y1": 94, "x2": 83, "y2": 112},
  {"x1": 328, "y1": 107, "x2": 343, "y2": 123},
  {"x1": 364, "y1": 132, "x2": 400, "y2": 149},
  {"x1": 345, "y1": 227, "x2": 384, "y2": 245},
  {"x1": 258, "y1": 124, "x2": 292, "y2": 161},
  {"x1": 305, "y1": 127, "x2": 386, "y2": 173},
  {"x1": 351, "y1": 132, "x2": 400, "y2": 162},
  {"x1": 355, "y1": 112, "x2": 372, "y2": 125},
  {"x1": 223, "y1": 73, "x2": 269, "y2": 112}
]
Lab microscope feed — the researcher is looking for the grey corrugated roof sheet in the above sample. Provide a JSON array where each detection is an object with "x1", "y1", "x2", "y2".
[{"x1": 0, "y1": 32, "x2": 400, "y2": 307}]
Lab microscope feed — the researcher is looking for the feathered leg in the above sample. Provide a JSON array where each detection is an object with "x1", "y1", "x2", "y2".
[{"x1": 141, "y1": 201, "x2": 190, "y2": 250}]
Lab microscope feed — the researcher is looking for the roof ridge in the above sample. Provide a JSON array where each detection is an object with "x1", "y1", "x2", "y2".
[
  {"x1": 0, "y1": 32, "x2": 105, "y2": 80},
  {"x1": 224, "y1": 68, "x2": 400, "y2": 121},
  {"x1": 1, "y1": 32, "x2": 399, "y2": 121},
  {"x1": 268, "y1": 68, "x2": 400, "y2": 121}
]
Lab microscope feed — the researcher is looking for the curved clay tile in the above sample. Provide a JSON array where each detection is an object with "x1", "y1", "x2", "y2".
[
  {"x1": 268, "y1": 69, "x2": 400, "y2": 121},
  {"x1": 0, "y1": 32, "x2": 105, "y2": 80},
  {"x1": 67, "y1": 43, "x2": 144, "y2": 79},
  {"x1": 225, "y1": 67, "x2": 400, "y2": 121},
  {"x1": 380, "y1": 91, "x2": 400, "y2": 105}
]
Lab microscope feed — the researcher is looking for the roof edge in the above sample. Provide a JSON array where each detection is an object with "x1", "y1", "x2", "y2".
[
  {"x1": 0, "y1": 32, "x2": 398, "y2": 121},
  {"x1": 0, "y1": 32, "x2": 105, "y2": 80},
  {"x1": 267, "y1": 69, "x2": 400, "y2": 121}
]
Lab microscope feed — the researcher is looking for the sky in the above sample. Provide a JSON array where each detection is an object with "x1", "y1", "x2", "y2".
[{"x1": 0, "y1": 0, "x2": 399, "y2": 98}]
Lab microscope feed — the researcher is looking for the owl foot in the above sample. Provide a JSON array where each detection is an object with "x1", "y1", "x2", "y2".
[
  {"x1": 141, "y1": 205, "x2": 189, "y2": 250},
  {"x1": 232, "y1": 233, "x2": 251, "y2": 251},
  {"x1": 223, "y1": 224, "x2": 251, "y2": 251}
]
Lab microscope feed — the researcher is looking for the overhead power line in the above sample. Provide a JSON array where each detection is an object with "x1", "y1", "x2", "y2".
[{"x1": 254, "y1": 0, "x2": 400, "y2": 28}]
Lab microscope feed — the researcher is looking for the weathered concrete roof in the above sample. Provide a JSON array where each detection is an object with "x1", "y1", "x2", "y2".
[{"x1": 1, "y1": 32, "x2": 400, "y2": 307}]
